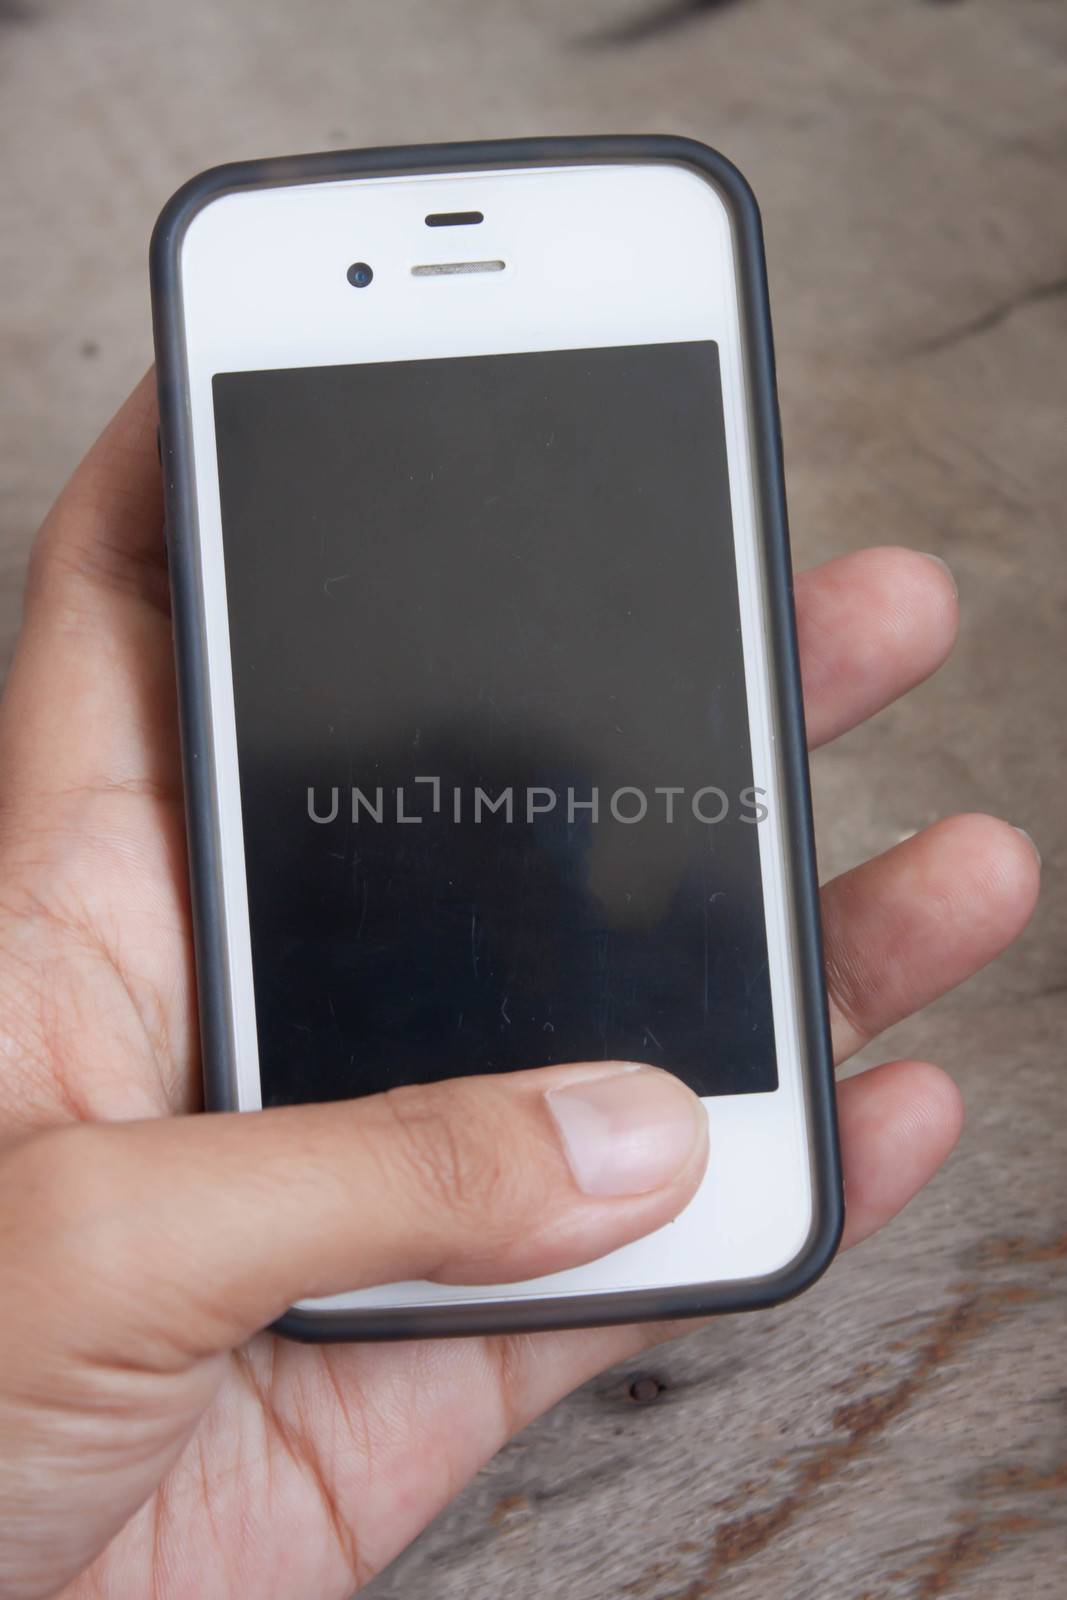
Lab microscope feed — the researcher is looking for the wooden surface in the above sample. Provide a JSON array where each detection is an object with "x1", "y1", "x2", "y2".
[{"x1": 1, "y1": 2, "x2": 1064, "y2": 1595}]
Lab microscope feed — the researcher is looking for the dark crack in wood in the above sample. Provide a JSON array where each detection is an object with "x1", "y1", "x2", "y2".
[
  {"x1": 581, "y1": 0, "x2": 744, "y2": 49},
  {"x1": 907, "y1": 275, "x2": 1067, "y2": 356},
  {"x1": 628, "y1": 1265, "x2": 1053, "y2": 1598}
]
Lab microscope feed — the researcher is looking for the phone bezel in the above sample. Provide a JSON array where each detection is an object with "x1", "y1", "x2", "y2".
[{"x1": 151, "y1": 137, "x2": 842, "y2": 1342}]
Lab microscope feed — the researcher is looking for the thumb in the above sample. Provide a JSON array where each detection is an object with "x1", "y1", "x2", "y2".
[{"x1": 3, "y1": 1062, "x2": 707, "y2": 1361}]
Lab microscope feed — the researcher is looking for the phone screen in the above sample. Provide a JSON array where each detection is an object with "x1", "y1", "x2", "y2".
[{"x1": 212, "y1": 340, "x2": 776, "y2": 1104}]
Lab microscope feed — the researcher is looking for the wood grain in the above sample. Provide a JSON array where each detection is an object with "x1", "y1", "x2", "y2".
[{"x1": 1, "y1": 2, "x2": 1064, "y2": 1595}]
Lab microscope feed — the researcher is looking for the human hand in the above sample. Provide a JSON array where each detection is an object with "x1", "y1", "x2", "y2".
[{"x1": 0, "y1": 377, "x2": 1039, "y2": 1598}]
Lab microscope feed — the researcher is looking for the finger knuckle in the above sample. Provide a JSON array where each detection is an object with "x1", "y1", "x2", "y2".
[
  {"x1": 25, "y1": 500, "x2": 167, "y2": 621},
  {"x1": 377, "y1": 1082, "x2": 514, "y2": 1227},
  {"x1": 24, "y1": 519, "x2": 62, "y2": 609},
  {"x1": 24, "y1": 521, "x2": 95, "y2": 637}
]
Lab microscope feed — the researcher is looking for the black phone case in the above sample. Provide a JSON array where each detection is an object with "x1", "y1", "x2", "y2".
[{"x1": 150, "y1": 135, "x2": 843, "y2": 1343}]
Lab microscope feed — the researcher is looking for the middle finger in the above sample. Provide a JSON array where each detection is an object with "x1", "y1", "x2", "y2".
[{"x1": 820, "y1": 812, "x2": 1040, "y2": 1065}]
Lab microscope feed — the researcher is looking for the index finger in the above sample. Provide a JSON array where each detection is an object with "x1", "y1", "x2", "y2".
[{"x1": 0, "y1": 372, "x2": 171, "y2": 809}]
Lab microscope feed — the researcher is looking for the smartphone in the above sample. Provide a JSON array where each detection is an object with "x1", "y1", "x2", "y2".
[{"x1": 151, "y1": 136, "x2": 842, "y2": 1341}]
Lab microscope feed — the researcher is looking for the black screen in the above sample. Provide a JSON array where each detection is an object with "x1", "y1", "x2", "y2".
[{"x1": 213, "y1": 341, "x2": 776, "y2": 1104}]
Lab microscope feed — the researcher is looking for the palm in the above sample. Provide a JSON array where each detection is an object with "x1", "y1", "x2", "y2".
[{"x1": 0, "y1": 378, "x2": 1037, "y2": 1598}]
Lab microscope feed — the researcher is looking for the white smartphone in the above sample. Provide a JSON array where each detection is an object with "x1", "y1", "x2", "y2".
[{"x1": 151, "y1": 136, "x2": 842, "y2": 1341}]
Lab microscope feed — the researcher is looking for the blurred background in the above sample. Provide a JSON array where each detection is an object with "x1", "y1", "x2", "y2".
[{"x1": 1, "y1": 2, "x2": 1064, "y2": 1596}]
